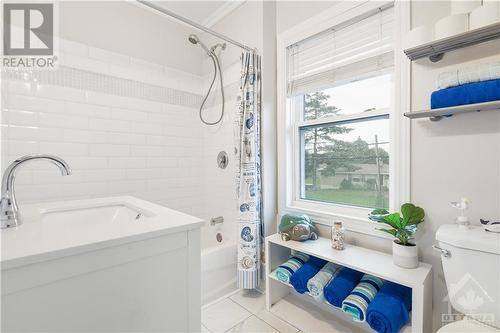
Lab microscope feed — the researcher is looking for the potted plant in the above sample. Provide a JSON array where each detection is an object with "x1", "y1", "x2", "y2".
[{"x1": 369, "y1": 203, "x2": 425, "y2": 269}]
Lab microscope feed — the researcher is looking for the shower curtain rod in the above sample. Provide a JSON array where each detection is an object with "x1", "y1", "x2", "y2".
[{"x1": 136, "y1": 0, "x2": 257, "y2": 53}]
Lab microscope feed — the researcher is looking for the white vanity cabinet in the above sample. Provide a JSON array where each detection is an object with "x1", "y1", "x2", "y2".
[{"x1": 1, "y1": 196, "x2": 204, "y2": 332}]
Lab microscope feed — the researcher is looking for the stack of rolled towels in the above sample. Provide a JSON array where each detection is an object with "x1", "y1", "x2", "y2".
[
  {"x1": 431, "y1": 62, "x2": 500, "y2": 109},
  {"x1": 277, "y1": 253, "x2": 412, "y2": 333}
]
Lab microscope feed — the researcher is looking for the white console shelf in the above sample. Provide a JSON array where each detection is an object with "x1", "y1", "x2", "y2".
[{"x1": 265, "y1": 234, "x2": 433, "y2": 333}]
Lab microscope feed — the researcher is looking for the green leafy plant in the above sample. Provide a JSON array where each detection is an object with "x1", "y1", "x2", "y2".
[{"x1": 369, "y1": 203, "x2": 425, "y2": 246}]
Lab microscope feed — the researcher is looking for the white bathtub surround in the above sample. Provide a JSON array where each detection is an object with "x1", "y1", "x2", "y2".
[
  {"x1": 202, "y1": 239, "x2": 238, "y2": 305},
  {"x1": 1, "y1": 39, "x2": 205, "y2": 217},
  {"x1": 1, "y1": 196, "x2": 203, "y2": 332},
  {"x1": 199, "y1": 58, "x2": 243, "y2": 303}
]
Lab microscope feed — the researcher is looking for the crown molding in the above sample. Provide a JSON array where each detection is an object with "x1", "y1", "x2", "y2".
[{"x1": 202, "y1": 1, "x2": 246, "y2": 27}]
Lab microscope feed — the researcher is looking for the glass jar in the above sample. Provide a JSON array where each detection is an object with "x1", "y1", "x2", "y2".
[{"x1": 331, "y1": 221, "x2": 345, "y2": 250}]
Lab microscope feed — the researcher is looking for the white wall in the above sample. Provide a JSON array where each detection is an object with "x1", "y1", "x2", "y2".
[
  {"x1": 276, "y1": 1, "x2": 339, "y2": 33},
  {"x1": 409, "y1": 1, "x2": 500, "y2": 330},
  {"x1": 276, "y1": 1, "x2": 500, "y2": 332},
  {"x1": 1, "y1": 39, "x2": 205, "y2": 217},
  {"x1": 59, "y1": 1, "x2": 203, "y2": 74}
]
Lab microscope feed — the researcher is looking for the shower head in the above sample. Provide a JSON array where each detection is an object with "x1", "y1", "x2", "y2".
[
  {"x1": 188, "y1": 34, "x2": 199, "y2": 44},
  {"x1": 210, "y1": 43, "x2": 226, "y2": 53},
  {"x1": 188, "y1": 34, "x2": 211, "y2": 55}
]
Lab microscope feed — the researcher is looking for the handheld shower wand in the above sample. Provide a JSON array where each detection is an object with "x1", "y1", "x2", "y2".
[{"x1": 188, "y1": 34, "x2": 226, "y2": 125}]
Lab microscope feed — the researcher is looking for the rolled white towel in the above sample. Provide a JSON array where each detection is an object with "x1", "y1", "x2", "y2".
[
  {"x1": 438, "y1": 62, "x2": 500, "y2": 89},
  {"x1": 306, "y1": 262, "x2": 339, "y2": 300}
]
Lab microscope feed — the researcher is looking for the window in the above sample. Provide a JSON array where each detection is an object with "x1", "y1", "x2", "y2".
[
  {"x1": 298, "y1": 75, "x2": 392, "y2": 210},
  {"x1": 285, "y1": 3, "x2": 396, "y2": 216}
]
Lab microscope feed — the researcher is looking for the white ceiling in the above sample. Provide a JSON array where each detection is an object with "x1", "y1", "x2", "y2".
[{"x1": 150, "y1": 1, "x2": 245, "y2": 27}]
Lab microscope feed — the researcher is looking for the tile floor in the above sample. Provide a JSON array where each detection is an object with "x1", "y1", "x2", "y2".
[
  {"x1": 201, "y1": 290, "x2": 300, "y2": 333},
  {"x1": 201, "y1": 289, "x2": 368, "y2": 333}
]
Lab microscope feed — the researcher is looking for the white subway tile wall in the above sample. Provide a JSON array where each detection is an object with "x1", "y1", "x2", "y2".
[
  {"x1": 1, "y1": 40, "x2": 205, "y2": 216},
  {"x1": 199, "y1": 59, "x2": 242, "y2": 248}
]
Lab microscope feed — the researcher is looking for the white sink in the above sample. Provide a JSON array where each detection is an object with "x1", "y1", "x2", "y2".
[
  {"x1": 40, "y1": 203, "x2": 152, "y2": 225},
  {"x1": 1, "y1": 196, "x2": 204, "y2": 332},
  {"x1": 1, "y1": 196, "x2": 204, "y2": 268}
]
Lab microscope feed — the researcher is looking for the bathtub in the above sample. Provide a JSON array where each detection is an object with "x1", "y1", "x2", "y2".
[{"x1": 201, "y1": 233, "x2": 237, "y2": 305}]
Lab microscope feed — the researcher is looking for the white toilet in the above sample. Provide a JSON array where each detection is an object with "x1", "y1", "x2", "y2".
[{"x1": 436, "y1": 224, "x2": 500, "y2": 332}]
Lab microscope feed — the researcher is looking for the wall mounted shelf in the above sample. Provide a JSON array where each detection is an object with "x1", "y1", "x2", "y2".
[
  {"x1": 404, "y1": 22, "x2": 500, "y2": 62},
  {"x1": 404, "y1": 100, "x2": 500, "y2": 121}
]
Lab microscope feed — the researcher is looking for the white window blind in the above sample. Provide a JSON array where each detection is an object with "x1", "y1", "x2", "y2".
[{"x1": 287, "y1": 4, "x2": 395, "y2": 97}]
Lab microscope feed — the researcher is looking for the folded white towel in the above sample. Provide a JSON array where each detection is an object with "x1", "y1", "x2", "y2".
[
  {"x1": 306, "y1": 262, "x2": 339, "y2": 300},
  {"x1": 438, "y1": 71, "x2": 459, "y2": 89},
  {"x1": 438, "y1": 62, "x2": 500, "y2": 89}
]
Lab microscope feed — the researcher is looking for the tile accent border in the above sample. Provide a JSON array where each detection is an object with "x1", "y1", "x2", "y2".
[{"x1": 2, "y1": 66, "x2": 204, "y2": 109}]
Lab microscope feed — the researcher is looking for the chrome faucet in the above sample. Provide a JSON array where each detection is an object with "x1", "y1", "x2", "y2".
[{"x1": 1, "y1": 155, "x2": 72, "y2": 229}]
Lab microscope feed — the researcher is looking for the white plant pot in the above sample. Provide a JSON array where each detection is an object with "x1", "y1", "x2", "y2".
[{"x1": 392, "y1": 241, "x2": 419, "y2": 269}]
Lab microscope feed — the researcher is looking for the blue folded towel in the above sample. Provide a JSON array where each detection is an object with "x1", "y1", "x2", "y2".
[
  {"x1": 289, "y1": 256, "x2": 327, "y2": 294},
  {"x1": 341, "y1": 274, "x2": 384, "y2": 322},
  {"x1": 324, "y1": 267, "x2": 364, "y2": 307},
  {"x1": 431, "y1": 79, "x2": 500, "y2": 109},
  {"x1": 366, "y1": 281, "x2": 412, "y2": 333},
  {"x1": 275, "y1": 253, "x2": 309, "y2": 284}
]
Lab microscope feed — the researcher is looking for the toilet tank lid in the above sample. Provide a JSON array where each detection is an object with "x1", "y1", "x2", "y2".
[{"x1": 436, "y1": 224, "x2": 500, "y2": 255}]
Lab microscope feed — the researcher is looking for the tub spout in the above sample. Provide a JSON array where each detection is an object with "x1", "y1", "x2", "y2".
[{"x1": 210, "y1": 216, "x2": 224, "y2": 226}]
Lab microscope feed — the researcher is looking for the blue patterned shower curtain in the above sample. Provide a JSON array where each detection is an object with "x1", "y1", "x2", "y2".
[{"x1": 234, "y1": 51, "x2": 262, "y2": 289}]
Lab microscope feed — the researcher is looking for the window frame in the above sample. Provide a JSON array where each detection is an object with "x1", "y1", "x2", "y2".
[
  {"x1": 277, "y1": 1, "x2": 411, "y2": 237},
  {"x1": 295, "y1": 96, "x2": 392, "y2": 210}
]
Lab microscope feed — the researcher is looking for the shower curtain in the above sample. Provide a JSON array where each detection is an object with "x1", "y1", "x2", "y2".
[{"x1": 234, "y1": 51, "x2": 263, "y2": 289}]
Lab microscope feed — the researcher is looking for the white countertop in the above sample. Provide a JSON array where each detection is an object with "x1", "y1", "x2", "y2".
[{"x1": 1, "y1": 196, "x2": 204, "y2": 269}]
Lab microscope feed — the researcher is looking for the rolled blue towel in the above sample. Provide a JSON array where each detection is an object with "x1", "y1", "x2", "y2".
[
  {"x1": 366, "y1": 281, "x2": 412, "y2": 333},
  {"x1": 431, "y1": 79, "x2": 500, "y2": 109},
  {"x1": 341, "y1": 274, "x2": 384, "y2": 322},
  {"x1": 307, "y1": 262, "x2": 340, "y2": 300},
  {"x1": 289, "y1": 256, "x2": 327, "y2": 294},
  {"x1": 324, "y1": 267, "x2": 364, "y2": 307},
  {"x1": 275, "y1": 253, "x2": 309, "y2": 284}
]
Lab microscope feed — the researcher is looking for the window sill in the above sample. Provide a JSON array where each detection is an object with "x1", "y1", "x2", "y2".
[{"x1": 282, "y1": 203, "x2": 394, "y2": 240}]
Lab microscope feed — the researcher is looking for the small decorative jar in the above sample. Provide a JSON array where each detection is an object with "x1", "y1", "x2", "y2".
[{"x1": 331, "y1": 221, "x2": 345, "y2": 250}]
